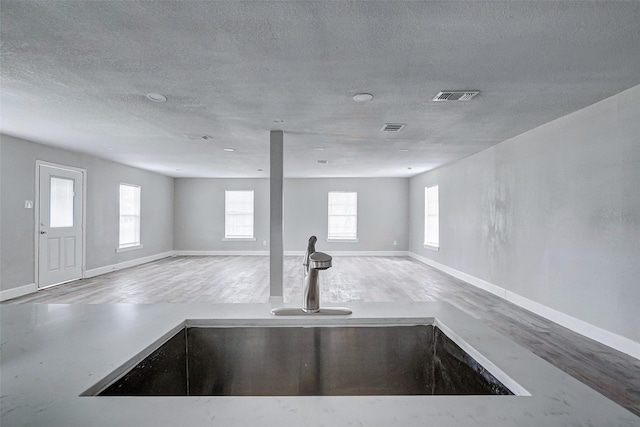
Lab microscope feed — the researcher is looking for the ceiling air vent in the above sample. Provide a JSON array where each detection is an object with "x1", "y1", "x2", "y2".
[
  {"x1": 432, "y1": 91, "x2": 480, "y2": 102},
  {"x1": 185, "y1": 134, "x2": 213, "y2": 141},
  {"x1": 381, "y1": 123, "x2": 406, "y2": 132}
]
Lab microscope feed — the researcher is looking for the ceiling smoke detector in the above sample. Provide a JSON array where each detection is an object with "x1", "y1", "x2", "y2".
[
  {"x1": 432, "y1": 91, "x2": 480, "y2": 102},
  {"x1": 353, "y1": 93, "x2": 374, "y2": 102},
  {"x1": 146, "y1": 93, "x2": 167, "y2": 103},
  {"x1": 381, "y1": 123, "x2": 406, "y2": 132}
]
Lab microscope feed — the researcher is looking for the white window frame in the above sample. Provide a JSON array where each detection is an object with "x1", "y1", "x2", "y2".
[
  {"x1": 424, "y1": 185, "x2": 439, "y2": 250},
  {"x1": 327, "y1": 191, "x2": 358, "y2": 242},
  {"x1": 117, "y1": 183, "x2": 143, "y2": 252},
  {"x1": 223, "y1": 190, "x2": 256, "y2": 241}
]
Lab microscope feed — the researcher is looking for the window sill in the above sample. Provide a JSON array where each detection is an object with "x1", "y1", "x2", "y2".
[
  {"x1": 222, "y1": 238, "x2": 257, "y2": 242},
  {"x1": 423, "y1": 244, "x2": 439, "y2": 252},
  {"x1": 116, "y1": 244, "x2": 143, "y2": 253},
  {"x1": 326, "y1": 238, "x2": 359, "y2": 243}
]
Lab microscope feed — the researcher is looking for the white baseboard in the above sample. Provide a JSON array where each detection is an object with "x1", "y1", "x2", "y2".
[
  {"x1": 505, "y1": 291, "x2": 640, "y2": 360},
  {"x1": 409, "y1": 252, "x2": 506, "y2": 298},
  {"x1": 174, "y1": 250, "x2": 269, "y2": 256},
  {"x1": 0, "y1": 283, "x2": 38, "y2": 302},
  {"x1": 408, "y1": 251, "x2": 640, "y2": 360},
  {"x1": 85, "y1": 251, "x2": 174, "y2": 278},
  {"x1": 176, "y1": 250, "x2": 409, "y2": 257},
  {"x1": 83, "y1": 250, "x2": 410, "y2": 279},
  {"x1": 284, "y1": 250, "x2": 409, "y2": 257}
]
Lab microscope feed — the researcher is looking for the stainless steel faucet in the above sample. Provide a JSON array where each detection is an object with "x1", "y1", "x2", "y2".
[
  {"x1": 270, "y1": 236, "x2": 350, "y2": 316},
  {"x1": 303, "y1": 235, "x2": 332, "y2": 313}
]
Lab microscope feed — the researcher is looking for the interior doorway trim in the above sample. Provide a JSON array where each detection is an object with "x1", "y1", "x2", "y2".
[{"x1": 34, "y1": 160, "x2": 88, "y2": 288}]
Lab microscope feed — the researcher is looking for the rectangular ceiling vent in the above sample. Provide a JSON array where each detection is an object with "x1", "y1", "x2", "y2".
[
  {"x1": 381, "y1": 123, "x2": 406, "y2": 132},
  {"x1": 185, "y1": 134, "x2": 213, "y2": 141},
  {"x1": 433, "y1": 91, "x2": 480, "y2": 102}
]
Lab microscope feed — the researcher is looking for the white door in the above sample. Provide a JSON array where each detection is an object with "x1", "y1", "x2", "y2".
[{"x1": 38, "y1": 164, "x2": 84, "y2": 288}]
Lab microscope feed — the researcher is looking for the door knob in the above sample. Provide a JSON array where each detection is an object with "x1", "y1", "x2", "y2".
[{"x1": 40, "y1": 230, "x2": 47, "y2": 235}]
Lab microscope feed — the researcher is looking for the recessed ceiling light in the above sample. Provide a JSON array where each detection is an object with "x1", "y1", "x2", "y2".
[
  {"x1": 146, "y1": 93, "x2": 167, "y2": 103},
  {"x1": 353, "y1": 93, "x2": 374, "y2": 102},
  {"x1": 223, "y1": 148, "x2": 235, "y2": 152},
  {"x1": 314, "y1": 147, "x2": 325, "y2": 151},
  {"x1": 105, "y1": 147, "x2": 115, "y2": 151},
  {"x1": 398, "y1": 149, "x2": 409, "y2": 152}
]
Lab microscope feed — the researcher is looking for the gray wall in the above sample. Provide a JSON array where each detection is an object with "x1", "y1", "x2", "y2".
[
  {"x1": 0, "y1": 135, "x2": 174, "y2": 291},
  {"x1": 284, "y1": 178, "x2": 408, "y2": 252},
  {"x1": 174, "y1": 177, "x2": 409, "y2": 252},
  {"x1": 409, "y1": 84, "x2": 640, "y2": 343},
  {"x1": 174, "y1": 178, "x2": 270, "y2": 251}
]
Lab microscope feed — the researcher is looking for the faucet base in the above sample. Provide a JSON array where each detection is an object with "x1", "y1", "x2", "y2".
[{"x1": 271, "y1": 307, "x2": 352, "y2": 316}]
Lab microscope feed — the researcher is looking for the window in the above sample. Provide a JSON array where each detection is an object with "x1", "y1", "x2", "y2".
[
  {"x1": 119, "y1": 184, "x2": 141, "y2": 249},
  {"x1": 225, "y1": 190, "x2": 254, "y2": 239},
  {"x1": 424, "y1": 185, "x2": 439, "y2": 248},
  {"x1": 328, "y1": 191, "x2": 358, "y2": 241}
]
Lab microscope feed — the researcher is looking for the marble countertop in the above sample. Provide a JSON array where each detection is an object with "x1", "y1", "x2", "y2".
[{"x1": 1, "y1": 302, "x2": 638, "y2": 426}]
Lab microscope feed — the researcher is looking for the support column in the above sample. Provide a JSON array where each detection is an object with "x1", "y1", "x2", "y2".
[{"x1": 269, "y1": 130, "x2": 284, "y2": 302}]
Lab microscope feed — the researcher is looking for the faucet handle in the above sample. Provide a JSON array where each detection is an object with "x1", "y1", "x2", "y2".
[
  {"x1": 307, "y1": 235, "x2": 317, "y2": 253},
  {"x1": 304, "y1": 235, "x2": 318, "y2": 266}
]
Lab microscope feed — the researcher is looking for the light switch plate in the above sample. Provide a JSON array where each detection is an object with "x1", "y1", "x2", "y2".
[{"x1": 25, "y1": 200, "x2": 33, "y2": 209}]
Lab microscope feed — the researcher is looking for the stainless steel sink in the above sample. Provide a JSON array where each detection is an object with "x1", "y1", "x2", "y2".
[{"x1": 86, "y1": 324, "x2": 514, "y2": 397}]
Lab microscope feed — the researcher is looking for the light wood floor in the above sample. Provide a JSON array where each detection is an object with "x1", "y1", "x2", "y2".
[{"x1": 4, "y1": 255, "x2": 640, "y2": 417}]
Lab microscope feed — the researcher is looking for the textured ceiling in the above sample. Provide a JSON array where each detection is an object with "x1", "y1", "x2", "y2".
[{"x1": 2, "y1": 1, "x2": 639, "y2": 178}]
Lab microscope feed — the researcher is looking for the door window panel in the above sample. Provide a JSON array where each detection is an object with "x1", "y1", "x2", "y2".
[{"x1": 50, "y1": 176, "x2": 74, "y2": 228}]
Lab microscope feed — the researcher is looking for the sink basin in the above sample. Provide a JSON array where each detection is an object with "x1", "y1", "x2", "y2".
[{"x1": 86, "y1": 323, "x2": 515, "y2": 396}]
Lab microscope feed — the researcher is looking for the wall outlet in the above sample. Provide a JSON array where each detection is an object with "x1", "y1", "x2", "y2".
[
  {"x1": 393, "y1": 240, "x2": 397, "y2": 246},
  {"x1": 25, "y1": 200, "x2": 33, "y2": 209},
  {"x1": 263, "y1": 240, "x2": 267, "y2": 246}
]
